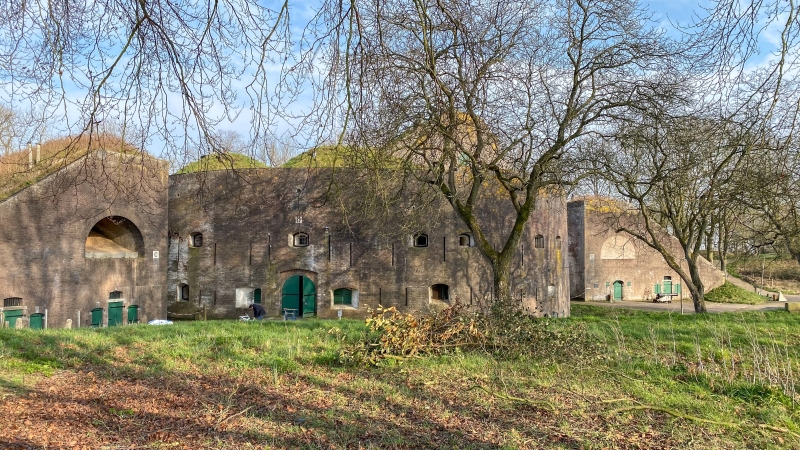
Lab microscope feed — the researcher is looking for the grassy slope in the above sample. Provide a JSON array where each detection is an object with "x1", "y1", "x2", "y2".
[
  {"x1": 706, "y1": 281, "x2": 768, "y2": 304},
  {"x1": 175, "y1": 152, "x2": 268, "y2": 173},
  {"x1": 281, "y1": 145, "x2": 348, "y2": 168},
  {"x1": 0, "y1": 135, "x2": 146, "y2": 201},
  {"x1": 1, "y1": 308, "x2": 799, "y2": 448},
  {"x1": 728, "y1": 254, "x2": 800, "y2": 294}
]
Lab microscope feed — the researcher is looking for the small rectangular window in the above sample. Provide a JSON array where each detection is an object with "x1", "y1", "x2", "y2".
[
  {"x1": 3, "y1": 297, "x2": 22, "y2": 307},
  {"x1": 334, "y1": 288, "x2": 353, "y2": 305}
]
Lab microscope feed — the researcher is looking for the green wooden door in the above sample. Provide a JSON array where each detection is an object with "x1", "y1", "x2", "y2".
[
  {"x1": 127, "y1": 305, "x2": 139, "y2": 324},
  {"x1": 29, "y1": 313, "x2": 44, "y2": 330},
  {"x1": 281, "y1": 275, "x2": 301, "y2": 313},
  {"x1": 91, "y1": 308, "x2": 104, "y2": 327},
  {"x1": 3, "y1": 309, "x2": 23, "y2": 328},
  {"x1": 108, "y1": 301, "x2": 124, "y2": 327},
  {"x1": 302, "y1": 277, "x2": 316, "y2": 318},
  {"x1": 281, "y1": 275, "x2": 316, "y2": 318},
  {"x1": 254, "y1": 288, "x2": 262, "y2": 304},
  {"x1": 663, "y1": 279, "x2": 673, "y2": 295},
  {"x1": 613, "y1": 281, "x2": 623, "y2": 300}
]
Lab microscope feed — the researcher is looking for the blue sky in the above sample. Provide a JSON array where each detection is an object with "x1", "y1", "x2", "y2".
[{"x1": 1, "y1": 0, "x2": 791, "y2": 165}]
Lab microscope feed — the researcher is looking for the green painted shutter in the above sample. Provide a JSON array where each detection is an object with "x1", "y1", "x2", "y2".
[
  {"x1": 676, "y1": 284, "x2": 681, "y2": 294},
  {"x1": 254, "y1": 288, "x2": 262, "y2": 304},
  {"x1": 334, "y1": 289, "x2": 352, "y2": 305}
]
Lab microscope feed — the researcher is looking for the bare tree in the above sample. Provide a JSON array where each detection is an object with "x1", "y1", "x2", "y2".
[
  {"x1": 314, "y1": 0, "x2": 682, "y2": 303},
  {"x1": 596, "y1": 110, "x2": 769, "y2": 312},
  {"x1": 0, "y1": 0, "x2": 293, "y2": 163},
  {"x1": 0, "y1": 105, "x2": 13, "y2": 155},
  {"x1": 735, "y1": 137, "x2": 800, "y2": 265}
]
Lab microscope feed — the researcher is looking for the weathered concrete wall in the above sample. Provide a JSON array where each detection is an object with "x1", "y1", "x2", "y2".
[
  {"x1": 0, "y1": 151, "x2": 169, "y2": 327},
  {"x1": 567, "y1": 199, "x2": 726, "y2": 301},
  {"x1": 168, "y1": 169, "x2": 570, "y2": 319}
]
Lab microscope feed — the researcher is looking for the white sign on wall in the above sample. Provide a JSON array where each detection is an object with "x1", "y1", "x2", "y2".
[{"x1": 153, "y1": 251, "x2": 160, "y2": 259}]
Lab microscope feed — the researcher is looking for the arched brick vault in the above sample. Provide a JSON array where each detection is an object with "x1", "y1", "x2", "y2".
[{"x1": 85, "y1": 216, "x2": 146, "y2": 258}]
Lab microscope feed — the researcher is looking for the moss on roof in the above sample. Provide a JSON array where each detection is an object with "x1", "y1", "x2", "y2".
[
  {"x1": 174, "y1": 153, "x2": 268, "y2": 174},
  {"x1": 0, "y1": 134, "x2": 147, "y2": 202}
]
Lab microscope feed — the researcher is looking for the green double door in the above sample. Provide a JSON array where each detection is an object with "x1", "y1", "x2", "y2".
[
  {"x1": 281, "y1": 275, "x2": 316, "y2": 318},
  {"x1": 613, "y1": 281, "x2": 624, "y2": 301},
  {"x1": 3, "y1": 309, "x2": 23, "y2": 328}
]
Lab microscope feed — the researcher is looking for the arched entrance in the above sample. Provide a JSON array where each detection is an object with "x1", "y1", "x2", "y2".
[
  {"x1": 85, "y1": 216, "x2": 145, "y2": 258},
  {"x1": 281, "y1": 275, "x2": 316, "y2": 318},
  {"x1": 613, "y1": 280, "x2": 624, "y2": 301}
]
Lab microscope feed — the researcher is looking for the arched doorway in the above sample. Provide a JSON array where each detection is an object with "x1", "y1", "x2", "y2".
[
  {"x1": 613, "y1": 280, "x2": 624, "y2": 301},
  {"x1": 85, "y1": 216, "x2": 145, "y2": 258},
  {"x1": 281, "y1": 275, "x2": 316, "y2": 318}
]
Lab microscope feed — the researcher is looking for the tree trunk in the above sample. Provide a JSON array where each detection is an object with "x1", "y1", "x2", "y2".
[
  {"x1": 491, "y1": 256, "x2": 513, "y2": 306},
  {"x1": 687, "y1": 258, "x2": 707, "y2": 313},
  {"x1": 719, "y1": 221, "x2": 730, "y2": 273},
  {"x1": 705, "y1": 228, "x2": 714, "y2": 263}
]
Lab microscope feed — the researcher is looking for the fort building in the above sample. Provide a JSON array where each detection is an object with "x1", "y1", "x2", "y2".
[
  {"x1": 0, "y1": 145, "x2": 570, "y2": 328},
  {"x1": 567, "y1": 198, "x2": 726, "y2": 302}
]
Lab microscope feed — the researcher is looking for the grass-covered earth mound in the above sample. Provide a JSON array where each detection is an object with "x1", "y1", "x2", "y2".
[
  {"x1": 706, "y1": 281, "x2": 769, "y2": 304},
  {"x1": 175, "y1": 152, "x2": 268, "y2": 174},
  {"x1": 0, "y1": 134, "x2": 144, "y2": 201},
  {"x1": 1, "y1": 305, "x2": 798, "y2": 448},
  {"x1": 281, "y1": 145, "x2": 350, "y2": 168}
]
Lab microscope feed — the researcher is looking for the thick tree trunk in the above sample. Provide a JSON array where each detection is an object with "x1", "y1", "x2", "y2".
[
  {"x1": 491, "y1": 256, "x2": 513, "y2": 305},
  {"x1": 687, "y1": 258, "x2": 707, "y2": 313}
]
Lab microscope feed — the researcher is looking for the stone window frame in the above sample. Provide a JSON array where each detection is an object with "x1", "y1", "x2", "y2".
[
  {"x1": 292, "y1": 232, "x2": 310, "y2": 247},
  {"x1": 430, "y1": 284, "x2": 450, "y2": 302},
  {"x1": 190, "y1": 232, "x2": 203, "y2": 248},
  {"x1": 178, "y1": 283, "x2": 190, "y2": 301},
  {"x1": 534, "y1": 234, "x2": 545, "y2": 248},
  {"x1": 413, "y1": 233, "x2": 429, "y2": 248},
  {"x1": 331, "y1": 287, "x2": 358, "y2": 309},
  {"x1": 458, "y1": 233, "x2": 472, "y2": 247}
]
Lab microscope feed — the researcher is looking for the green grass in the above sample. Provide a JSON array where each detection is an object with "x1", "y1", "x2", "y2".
[
  {"x1": 706, "y1": 281, "x2": 769, "y2": 304},
  {"x1": 281, "y1": 145, "x2": 350, "y2": 168},
  {"x1": 1, "y1": 309, "x2": 799, "y2": 448},
  {"x1": 175, "y1": 152, "x2": 268, "y2": 173}
]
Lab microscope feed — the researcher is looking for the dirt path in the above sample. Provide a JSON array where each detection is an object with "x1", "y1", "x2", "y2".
[{"x1": 573, "y1": 299, "x2": 789, "y2": 314}]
